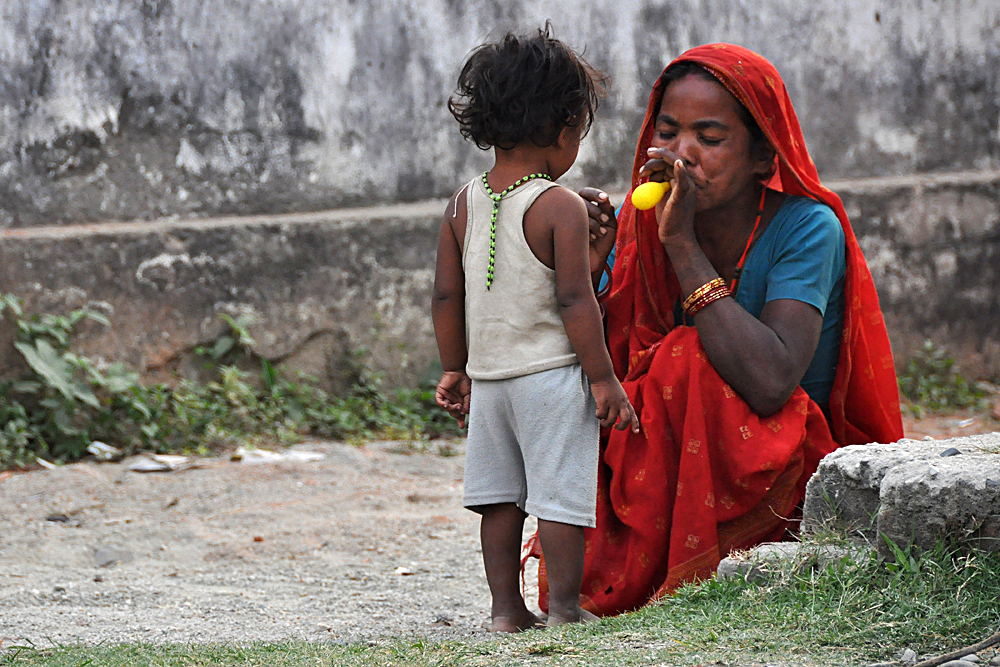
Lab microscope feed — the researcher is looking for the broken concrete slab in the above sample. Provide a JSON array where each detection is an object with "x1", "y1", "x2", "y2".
[{"x1": 877, "y1": 454, "x2": 1000, "y2": 558}]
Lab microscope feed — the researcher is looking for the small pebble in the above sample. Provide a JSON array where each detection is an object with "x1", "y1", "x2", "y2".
[
  {"x1": 899, "y1": 648, "x2": 918, "y2": 664},
  {"x1": 962, "y1": 655, "x2": 981, "y2": 664},
  {"x1": 939, "y1": 661, "x2": 979, "y2": 667},
  {"x1": 989, "y1": 656, "x2": 1000, "y2": 667}
]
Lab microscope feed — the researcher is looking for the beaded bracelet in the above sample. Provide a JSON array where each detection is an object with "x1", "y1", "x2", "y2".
[
  {"x1": 682, "y1": 277, "x2": 726, "y2": 313},
  {"x1": 684, "y1": 283, "x2": 731, "y2": 318}
]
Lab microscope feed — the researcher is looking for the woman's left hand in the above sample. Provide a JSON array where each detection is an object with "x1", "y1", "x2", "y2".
[{"x1": 578, "y1": 187, "x2": 618, "y2": 275}]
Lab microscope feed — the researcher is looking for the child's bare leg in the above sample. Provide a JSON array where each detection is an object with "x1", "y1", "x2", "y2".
[
  {"x1": 537, "y1": 518, "x2": 596, "y2": 625},
  {"x1": 480, "y1": 503, "x2": 543, "y2": 632}
]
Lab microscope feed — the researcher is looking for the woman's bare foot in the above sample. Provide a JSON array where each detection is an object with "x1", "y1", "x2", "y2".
[
  {"x1": 546, "y1": 606, "x2": 599, "y2": 627},
  {"x1": 490, "y1": 610, "x2": 545, "y2": 633}
]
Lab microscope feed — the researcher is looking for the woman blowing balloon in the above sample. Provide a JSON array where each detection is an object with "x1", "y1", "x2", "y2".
[{"x1": 529, "y1": 44, "x2": 904, "y2": 616}]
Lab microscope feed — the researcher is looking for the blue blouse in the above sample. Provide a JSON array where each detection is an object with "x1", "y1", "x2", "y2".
[{"x1": 604, "y1": 195, "x2": 846, "y2": 404}]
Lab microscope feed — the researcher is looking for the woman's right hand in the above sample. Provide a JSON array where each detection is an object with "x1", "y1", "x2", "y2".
[{"x1": 640, "y1": 148, "x2": 698, "y2": 245}]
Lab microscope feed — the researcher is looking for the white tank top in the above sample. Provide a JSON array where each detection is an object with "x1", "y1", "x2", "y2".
[{"x1": 462, "y1": 175, "x2": 578, "y2": 380}]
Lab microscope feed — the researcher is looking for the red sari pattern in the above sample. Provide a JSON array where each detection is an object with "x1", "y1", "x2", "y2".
[{"x1": 531, "y1": 44, "x2": 904, "y2": 615}]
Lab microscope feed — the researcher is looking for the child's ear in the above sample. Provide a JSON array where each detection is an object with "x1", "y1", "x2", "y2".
[
  {"x1": 556, "y1": 123, "x2": 582, "y2": 149},
  {"x1": 555, "y1": 125, "x2": 571, "y2": 149}
]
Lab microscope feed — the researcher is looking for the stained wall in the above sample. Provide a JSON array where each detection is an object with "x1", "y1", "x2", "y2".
[{"x1": 1, "y1": 0, "x2": 998, "y2": 385}]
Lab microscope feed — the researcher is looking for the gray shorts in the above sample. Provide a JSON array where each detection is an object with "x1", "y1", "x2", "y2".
[{"x1": 463, "y1": 364, "x2": 599, "y2": 527}]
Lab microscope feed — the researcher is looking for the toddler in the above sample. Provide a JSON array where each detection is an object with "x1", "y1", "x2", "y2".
[{"x1": 432, "y1": 25, "x2": 638, "y2": 632}]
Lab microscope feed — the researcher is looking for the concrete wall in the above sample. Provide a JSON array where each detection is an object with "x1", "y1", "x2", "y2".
[
  {"x1": 838, "y1": 171, "x2": 1000, "y2": 378},
  {"x1": 1, "y1": 0, "x2": 998, "y2": 226},
  {"x1": 0, "y1": 0, "x2": 998, "y2": 385}
]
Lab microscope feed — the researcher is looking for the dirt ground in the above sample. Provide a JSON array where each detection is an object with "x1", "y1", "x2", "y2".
[
  {"x1": 0, "y1": 412, "x2": 996, "y2": 649},
  {"x1": 0, "y1": 440, "x2": 541, "y2": 647}
]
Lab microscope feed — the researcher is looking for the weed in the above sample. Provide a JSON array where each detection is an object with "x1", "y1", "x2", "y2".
[
  {"x1": 898, "y1": 340, "x2": 990, "y2": 416},
  {"x1": 0, "y1": 295, "x2": 461, "y2": 470}
]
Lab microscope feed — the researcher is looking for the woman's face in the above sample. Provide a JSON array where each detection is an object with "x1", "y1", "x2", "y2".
[{"x1": 650, "y1": 73, "x2": 770, "y2": 213}]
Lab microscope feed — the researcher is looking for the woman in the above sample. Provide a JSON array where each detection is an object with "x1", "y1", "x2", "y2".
[{"x1": 531, "y1": 44, "x2": 904, "y2": 616}]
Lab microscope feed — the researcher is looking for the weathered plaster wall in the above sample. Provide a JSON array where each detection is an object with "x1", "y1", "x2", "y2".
[
  {"x1": 1, "y1": 0, "x2": 998, "y2": 386},
  {"x1": 1, "y1": 0, "x2": 998, "y2": 226},
  {"x1": 839, "y1": 171, "x2": 1000, "y2": 377}
]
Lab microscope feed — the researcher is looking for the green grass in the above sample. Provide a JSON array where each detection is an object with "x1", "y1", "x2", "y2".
[{"x1": 4, "y1": 543, "x2": 999, "y2": 666}]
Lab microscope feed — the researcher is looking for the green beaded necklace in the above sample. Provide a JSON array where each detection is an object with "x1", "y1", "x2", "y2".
[{"x1": 480, "y1": 171, "x2": 552, "y2": 289}]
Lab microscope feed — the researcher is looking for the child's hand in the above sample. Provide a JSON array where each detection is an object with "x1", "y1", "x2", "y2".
[
  {"x1": 435, "y1": 371, "x2": 471, "y2": 428},
  {"x1": 590, "y1": 379, "x2": 640, "y2": 432}
]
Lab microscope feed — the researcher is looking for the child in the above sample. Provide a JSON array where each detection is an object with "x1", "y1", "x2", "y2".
[{"x1": 432, "y1": 25, "x2": 639, "y2": 632}]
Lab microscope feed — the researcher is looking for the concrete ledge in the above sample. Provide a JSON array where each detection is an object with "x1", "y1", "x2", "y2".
[
  {"x1": 839, "y1": 172, "x2": 1000, "y2": 377},
  {"x1": 0, "y1": 169, "x2": 998, "y2": 387},
  {"x1": 0, "y1": 204, "x2": 443, "y2": 389}
]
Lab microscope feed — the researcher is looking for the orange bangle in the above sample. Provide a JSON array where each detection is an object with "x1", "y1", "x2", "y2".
[
  {"x1": 682, "y1": 278, "x2": 726, "y2": 313},
  {"x1": 684, "y1": 284, "x2": 731, "y2": 318}
]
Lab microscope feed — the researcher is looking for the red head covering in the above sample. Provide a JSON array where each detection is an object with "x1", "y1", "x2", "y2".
[{"x1": 611, "y1": 43, "x2": 903, "y2": 446}]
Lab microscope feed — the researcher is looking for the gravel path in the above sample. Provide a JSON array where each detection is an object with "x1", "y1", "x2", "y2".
[{"x1": 0, "y1": 440, "x2": 542, "y2": 647}]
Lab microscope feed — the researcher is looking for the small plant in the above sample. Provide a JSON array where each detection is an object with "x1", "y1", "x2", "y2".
[
  {"x1": 897, "y1": 340, "x2": 990, "y2": 416},
  {"x1": 0, "y1": 294, "x2": 462, "y2": 470}
]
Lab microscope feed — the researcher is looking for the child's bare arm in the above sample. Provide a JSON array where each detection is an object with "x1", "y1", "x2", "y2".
[
  {"x1": 533, "y1": 189, "x2": 639, "y2": 432},
  {"x1": 432, "y1": 189, "x2": 471, "y2": 425}
]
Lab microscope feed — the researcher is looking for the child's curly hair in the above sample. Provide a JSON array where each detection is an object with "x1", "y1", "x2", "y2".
[{"x1": 448, "y1": 24, "x2": 608, "y2": 151}]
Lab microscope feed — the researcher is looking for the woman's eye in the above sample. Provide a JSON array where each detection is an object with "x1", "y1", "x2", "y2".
[
  {"x1": 657, "y1": 131, "x2": 676, "y2": 141},
  {"x1": 701, "y1": 136, "x2": 724, "y2": 146}
]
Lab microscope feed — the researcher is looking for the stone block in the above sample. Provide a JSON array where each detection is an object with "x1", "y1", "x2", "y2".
[
  {"x1": 877, "y1": 451, "x2": 1000, "y2": 559},
  {"x1": 802, "y1": 439, "x2": 967, "y2": 540}
]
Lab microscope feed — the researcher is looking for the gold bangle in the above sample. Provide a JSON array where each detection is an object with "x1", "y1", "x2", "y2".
[
  {"x1": 685, "y1": 284, "x2": 731, "y2": 318},
  {"x1": 682, "y1": 278, "x2": 726, "y2": 313}
]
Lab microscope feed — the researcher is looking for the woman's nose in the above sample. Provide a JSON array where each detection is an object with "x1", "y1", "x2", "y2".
[{"x1": 674, "y1": 135, "x2": 698, "y2": 166}]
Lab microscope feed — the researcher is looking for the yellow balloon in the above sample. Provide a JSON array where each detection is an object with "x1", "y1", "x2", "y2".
[{"x1": 630, "y1": 181, "x2": 671, "y2": 210}]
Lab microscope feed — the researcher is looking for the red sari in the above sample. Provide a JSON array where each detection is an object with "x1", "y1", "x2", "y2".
[{"x1": 532, "y1": 44, "x2": 904, "y2": 615}]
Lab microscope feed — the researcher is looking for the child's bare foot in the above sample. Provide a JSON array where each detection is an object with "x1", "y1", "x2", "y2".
[
  {"x1": 490, "y1": 610, "x2": 545, "y2": 633},
  {"x1": 546, "y1": 606, "x2": 599, "y2": 627}
]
